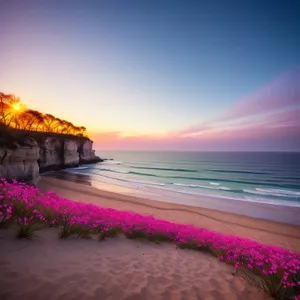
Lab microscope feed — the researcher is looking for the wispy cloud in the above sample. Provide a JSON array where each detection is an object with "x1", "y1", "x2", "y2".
[
  {"x1": 214, "y1": 68, "x2": 300, "y2": 122},
  {"x1": 177, "y1": 68, "x2": 300, "y2": 139},
  {"x1": 92, "y1": 69, "x2": 300, "y2": 151}
]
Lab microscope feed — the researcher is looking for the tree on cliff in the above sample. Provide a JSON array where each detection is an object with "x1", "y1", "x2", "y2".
[
  {"x1": 0, "y1": 92, "x2": 88, "y2": 138},
  {"x1": 0, "y1": 93, "x2": 22, "y2": 126},
  {"x1": 14, "y1": 110, "x2": 44, "y2": 131}
]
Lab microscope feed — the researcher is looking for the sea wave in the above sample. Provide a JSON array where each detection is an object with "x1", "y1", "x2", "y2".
[
  {"x1": 129, "y1": 171, "x2": 159, "y2": 177},
  {"x1": 130, "y1": 166, "x2": 198, "y2": 173},
  {"x1": 207, "y1": 169, "x2": 269, "y2": 175},
  {"x1": 97, "y1": 169, "x2": 160, "y2": 177},
  {"x1": 130, "y1": 180, "x2": 165, "y2": 186},
  {"x1": 256, "y1": 188, "x2": 300, "y2": 197},
  {"x1": 173, "y1": 182, "x2": 232, "y2": 191},
  {"x1": 91, "y1": 165, "x2": 300, "y2": 189},
  {"x1": 98, "y1": 168, "x2": 129, "y2": 174},
  {"x1": 243, "y1": 188, "x2": 300, "y2": 199},
  {"x1": 60, "y1": 168, "x2": 300, "y2": 208},
  {"x1": 168, "y1": 175, "x2": 300, "y2": 189},
  {"x1": 219, "y1": 187, "x2": 231, "y2": 190},
  {"x1": 65, "y1": 163, "x2": 300, "y2": 199},
  {"x1": 69, "y1": 169, "x2": 165, "y2": 187},
  {"x1": 102, "y1": 161, "x2": 122, "y2": 165},
  {"x1": 69, "y1": 166, "x2": 90, "y2": 170},
  {"x1": 148, "y1": 185, "x2": 300, "y2": 208}
]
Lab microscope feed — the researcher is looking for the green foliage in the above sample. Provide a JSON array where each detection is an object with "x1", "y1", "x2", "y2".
[
  {"x1": 41, "y1": 207, "x2": 57, "y2": 226},
  {"x1": 124, "y1": 229, "x2": 147, "y2": 240},
  {"x1": 59, "y1": 224, "x2": 92, "y2": 239},
  {"x1": 98, "y1": 226, "x2": 122, "y2": 241},
  {"x1": 0, "y1": 215, "x2": 12, "y2": 229},
  {"x1": 177, "y1": 241, "x2": 201, "y2": 251},
  {"x1": 12, "y1": 201, "x2": 31, "y2": 218},
  {"x1": 16, "y1": 220, "x2": 43, "y2": 239},
  {"x1": 241, "y1": 267, "x2": 298, "y2": 300},
  {"x1": 147, "y1": 232, "x2": 172, "y2": 243}
]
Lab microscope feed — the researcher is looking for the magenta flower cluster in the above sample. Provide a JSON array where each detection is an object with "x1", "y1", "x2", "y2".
[{"x1": 0, "y1": 178, "x2": 299, "y2": 296}]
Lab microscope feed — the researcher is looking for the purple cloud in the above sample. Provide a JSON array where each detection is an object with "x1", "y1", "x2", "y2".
[
  {"x1": 215, "y1": 68, "x2": 300, "y2": 123},
  {"x1": 92, "y1": 69, "x2": 300, "y2": 151},
  {"x1": 180, "y1": 68, "x2": 300, "y2": 138}
]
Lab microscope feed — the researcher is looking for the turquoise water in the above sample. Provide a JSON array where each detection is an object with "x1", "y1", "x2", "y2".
[{"x1": 65, "y1": 151, "x2": 300, "y2": 208}]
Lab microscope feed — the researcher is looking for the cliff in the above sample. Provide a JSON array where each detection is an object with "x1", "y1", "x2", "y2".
[
  {"x1": 0, "y1": 129, "x2": 102, "y2": 183},
  {"x1": 36, "y1": 135, "x2": 102, "y2": 172},
  {"x1": 0, "y1": 137, "x2": 40, "y2": 182}
]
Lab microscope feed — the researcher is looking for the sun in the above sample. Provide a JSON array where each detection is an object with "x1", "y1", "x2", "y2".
[{"x1": 12, "y1": 103, "x2": 21, "y2": 111}]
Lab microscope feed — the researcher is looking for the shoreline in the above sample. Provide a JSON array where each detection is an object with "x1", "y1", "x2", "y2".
[
  {"x1": 38, "y1": 176, "x2": 300, "y2": 252},
  {"x1": 43, "y1": 171, "x2": 300, "y2": 225}
]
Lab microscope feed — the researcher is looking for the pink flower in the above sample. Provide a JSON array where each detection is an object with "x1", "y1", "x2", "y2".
[{"x1": 1, "y1": 178, "x2": 299, "y2": 288}]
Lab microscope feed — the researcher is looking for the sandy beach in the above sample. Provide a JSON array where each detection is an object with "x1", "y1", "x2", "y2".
[
  {"x1": 0, "y1": 227, "x2": 271, "y2": 300},
  {"x1": 0, "y1": 176, "x2": 299, "y2": 300},
  {"x1": 39, "y1": 176, "x2": 300, "y2": 252}
]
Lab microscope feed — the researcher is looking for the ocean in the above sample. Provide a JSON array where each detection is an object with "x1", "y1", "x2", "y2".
[{"x1": 60, "y1": 151, "x2": 300, "y2": 210}]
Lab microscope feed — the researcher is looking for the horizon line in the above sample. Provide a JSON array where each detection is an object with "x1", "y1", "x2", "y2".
[{"x1": 95, "y1": 149, "x2": 300, "y2": 153}]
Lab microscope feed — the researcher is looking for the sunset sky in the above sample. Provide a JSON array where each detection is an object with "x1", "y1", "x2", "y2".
[{"x1": 0, "y1": 0, "x2": 299, "y2": 151}]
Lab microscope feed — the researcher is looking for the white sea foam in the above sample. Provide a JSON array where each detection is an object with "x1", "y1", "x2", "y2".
[
  {"x1": 59, "y1": 169, "x2": 300, "y2": 209},
  {"x1": 243, "y1": 188, "x2": 299, "y2": 199},
  {"x1": 209, "y1": 182, "x2": 220, "y2": 186},
  {"x1": 130, "y1": 180, "x2": 165, "y2": 186},
  {"x1": 103, "y1": 161, "x2": 122, "y2": 165},
  {"x1": 219, "y1": 187, "x2": 231, "y2": 190},
  {"x1": 65, "y1": 166, "x2": 89, "y2": 173},
  {"x1": 70, "y1": 166, "x2": 89, "y2": 170},
  {"x1": 173, "y1": 183, "x2": 191, "y2": 187},
  {"x1": 173, "y1": 183, "x2": 231, "y2": 191},
  {"x1": 149, "y1": 185, "x2": 300, "y2": 208},
  {"x1": 256, "y1": 188, "x2": 300, "y2": 197},
  {"x1": 98, "y1": 168, "x2": 129, "y2": 174}
]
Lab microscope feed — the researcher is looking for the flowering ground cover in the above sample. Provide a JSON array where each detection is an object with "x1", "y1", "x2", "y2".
[{"x1": 0, "y1": 178, "x2": 299, "y2": 299}]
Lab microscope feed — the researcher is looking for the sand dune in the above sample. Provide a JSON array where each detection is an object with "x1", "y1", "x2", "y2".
[{"x1": 0, "y1": 228, "x2": 270, "y2": 300}]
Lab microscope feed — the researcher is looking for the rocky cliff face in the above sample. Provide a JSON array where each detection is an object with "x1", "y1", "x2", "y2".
[
  {"x1": 0, "y1": 133, "x2": 102, "y2": 182},
  {"x1": 78, "y1": 139, "x2": 100, "y2": 164},
  {"x1": 37, "y1": 137, "x2": 82, "y2": 172},
  {"x1": 64, "y1": 139, "x2": 80, "y2": 167},
  {"x1": 38, "y1": 137, "x2": 64, "y2": 172},
  {"x1": 37, "y1": 136, "x2": 101, "y2": 172},
  {"x1": 0, "y1": 138, "x2": 40, "y2": 182}
]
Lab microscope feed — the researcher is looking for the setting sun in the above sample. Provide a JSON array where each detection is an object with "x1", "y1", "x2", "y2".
[{"x1": 12, "y1": 103, "x2": 21, "y2": 111}]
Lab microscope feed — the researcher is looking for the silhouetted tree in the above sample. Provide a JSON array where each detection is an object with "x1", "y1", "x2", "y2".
[{"x1": 0, "y1": 92, "x2": 88, "y2": 137}]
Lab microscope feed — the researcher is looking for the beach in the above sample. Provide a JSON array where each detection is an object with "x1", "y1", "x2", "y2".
[
  {"x1": 0, "y1": 228, "x2": 270, "y2": 300},
  {"x1": 0, "y1": 175, "x2": 299, "y2": 300},
  {"x1": 57, "y1": 150, "x2": 300, "y2": 226},
  {"x1": 39, "y1": 176, "x2": 300, "y2": 252},
  {"x1": 1, "y1": 0, "x2": 299, "y2": 298}
]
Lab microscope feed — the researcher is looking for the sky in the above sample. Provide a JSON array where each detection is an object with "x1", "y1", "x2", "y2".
[{"x1": 0, "y1": 0, "x2": 299, "y2": 151}]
